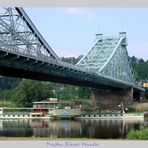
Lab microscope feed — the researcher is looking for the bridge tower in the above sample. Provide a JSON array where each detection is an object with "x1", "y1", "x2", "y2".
[{"x1": 77, "y1": 32, "x2": 138, "y2": 111}]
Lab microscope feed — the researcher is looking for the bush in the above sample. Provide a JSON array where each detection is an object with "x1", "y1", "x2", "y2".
[
  {"x1": 139, "y1": 99, "x2": 148, "y2": 103},
  {"x1": 0, "y1": 101, "x2": 16, "y2": 108},
  {"x1": 128, "y1": 108, "x2": 137, "y2": 112},
  {"x1": 126, "y1": 127, "x2": 148, "y2": 140}
]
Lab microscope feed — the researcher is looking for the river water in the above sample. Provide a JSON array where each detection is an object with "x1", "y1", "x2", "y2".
[{"x1": 0, "y1": 119, "x2": 147, "y2": 139}]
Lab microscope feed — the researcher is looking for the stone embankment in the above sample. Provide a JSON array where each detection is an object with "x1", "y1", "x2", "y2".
[{"x1": 129, "y1": 103, "x2": 148, "y2": 111}]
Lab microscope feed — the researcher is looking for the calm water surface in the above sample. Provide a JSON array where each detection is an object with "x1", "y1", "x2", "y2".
[{"x1": 0, "y1": 119, "x2": 147, "y2": 139}]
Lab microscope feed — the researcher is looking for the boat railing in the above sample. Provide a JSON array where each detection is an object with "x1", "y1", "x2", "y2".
[{"x1": 3, "y1": 111, "x2": 30, "y2": 115}]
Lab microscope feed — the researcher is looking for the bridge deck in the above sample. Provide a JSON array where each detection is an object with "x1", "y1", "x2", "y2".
[{"x1": 0, "y1": 48, "x2": 144, "y2": 92}]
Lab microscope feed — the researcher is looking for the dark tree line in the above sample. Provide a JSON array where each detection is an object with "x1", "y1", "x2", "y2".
[{"x1": 130, "y1": 56, "x2": 148, "y2": 81}]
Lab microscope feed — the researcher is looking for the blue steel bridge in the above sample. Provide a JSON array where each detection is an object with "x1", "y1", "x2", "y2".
[{"x1": 0, "y1": 7, "x2": 144, "y2": 108}]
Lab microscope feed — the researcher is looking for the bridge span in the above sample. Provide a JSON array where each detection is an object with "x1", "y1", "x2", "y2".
[{"x1": 0, "y1": 7, "x2": 144, "y2": 110}]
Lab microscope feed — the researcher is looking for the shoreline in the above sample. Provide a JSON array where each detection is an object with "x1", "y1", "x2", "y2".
[
  {"x1": 0, "y1": 113, "x2": 144, "y2": 120},
  {"x1": 0, "y1": 137, "x2": 131, "y2": 140}
]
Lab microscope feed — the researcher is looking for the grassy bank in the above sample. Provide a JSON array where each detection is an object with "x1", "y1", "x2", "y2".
[
  {"x1": 0, "y1": 137, "x2": 106, "y2": 141},
  {"x1": 126, "y1": 127, "x2": 148, "y2": 140},
  {"x1": 0, "y1": 101, "x2": 16, "y2": 108}
]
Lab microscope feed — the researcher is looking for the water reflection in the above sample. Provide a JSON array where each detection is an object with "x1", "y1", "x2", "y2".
[
  {"x1": 0, "y1": 119, "x2": 146, "y2": 139},
  {"x1": 0, "y1": 120, "x2": 33, "y2": 137},
  {"x1": 29, "y1": 119, "x2": 82, "y2": 138}
]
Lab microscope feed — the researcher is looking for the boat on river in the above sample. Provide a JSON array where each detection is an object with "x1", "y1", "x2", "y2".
[{"x1": 0, "y1": 98, "x2": 81, "y2": 119}]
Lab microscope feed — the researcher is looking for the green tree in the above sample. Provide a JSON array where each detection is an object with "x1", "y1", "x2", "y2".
[
  {"x1": 135, "y1": 61, "x2": 148, "y2": 80},
  {"x1": 144, "y1": 89, "x2": 148, "y2": 99},
  {"x1": 61, "y1": 55, "x2": 83, "y2": 65},
  {"x1": 130, "y1": 56, "x2": 137, "y2": 68},
  {"x1": 55, "y1": 85, "x2": 78, "y2": 100},
  {"x1": 0, "y1": 90, "x2": 12, "y2": 101},
  {"x1": 54, "y1": 84, "x2": 91, "y2": 100},
  {"x1": 11, "y1": 80, "x2": 54, "y2": 107},
  {"x1": 0, "y1": 76, "x2": 21, "y2": 91},
  {"x1": 77, "y1": 87, "x2": 91, "y2": 99}
]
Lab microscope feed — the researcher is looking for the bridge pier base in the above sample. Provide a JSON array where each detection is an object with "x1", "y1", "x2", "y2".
[{"x1": 91, "y1": 88, "x2": 134, "y2": 111}]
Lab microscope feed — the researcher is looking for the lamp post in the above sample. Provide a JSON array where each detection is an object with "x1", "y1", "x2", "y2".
[{"x1": 118, "y1": 102, "x2": 125, "y2": 114}]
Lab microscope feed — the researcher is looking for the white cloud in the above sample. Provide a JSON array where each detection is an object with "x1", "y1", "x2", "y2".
[
  {"x1": 63, "y1": 54, "x2": 78, "y2": 58},
  {"x1": 58, "y1": 52, "x2": 80, "y2": 58},
  {"x1": 65, "y1": 8, "x2": 96, "y2": 20},
  {"x1": 66, "y1": 8, "x2": 80, "y2": 14}
]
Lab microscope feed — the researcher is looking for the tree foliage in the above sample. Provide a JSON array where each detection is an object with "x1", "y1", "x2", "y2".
[
  {"x1": 11, "y1": 80, "x2": 54, "y2": 107},
  {"x1": 0, "y1": 76, "x2": 21, "y2": 91},
  {"x1": 0, "y1": 90, "x2": 12, "y2": 101},
  {"x1": 134, "y1": 61, "x2": 148, "y2": 80},
  {"x1": 53, "y1": 84, "x2": 91, "y2": 100},
  {"x1": 130, "y1": 56, "x2": 148, "y2": 80},
  {"x1": 61, "y1": 55, "x2": 83, "y2": 64}
]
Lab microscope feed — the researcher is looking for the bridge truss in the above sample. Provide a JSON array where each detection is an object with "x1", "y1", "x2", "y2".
[
  {"x1": 0, "y1": 7, "x2": 144, "y2": 92},
  {"x1": 0, "y1": 7, "x2": 59, "y2": 61},
  {"x1": 77, "y1": 33, "x2": 134, "y2": 83}
]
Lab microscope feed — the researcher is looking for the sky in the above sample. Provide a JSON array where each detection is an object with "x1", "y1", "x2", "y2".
[{"x1": 24, "y1": 8, "x2": 148, "y2": 60}]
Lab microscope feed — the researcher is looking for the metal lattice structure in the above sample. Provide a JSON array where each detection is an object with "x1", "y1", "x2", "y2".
[
  {"x1": 0, "y1": 7, "x2": 144, "y2": 92},
  {"x1": 77, "y1": 33, "x2": 135, "y2": 83},
  {"x1": 0, "y1": 7, "x2": 59, "y2": 61}
]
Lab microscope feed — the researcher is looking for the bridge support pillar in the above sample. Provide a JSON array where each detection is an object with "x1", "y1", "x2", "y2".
[{"x1": 91, "y1": 88, "x2": 134, "y2": 111}]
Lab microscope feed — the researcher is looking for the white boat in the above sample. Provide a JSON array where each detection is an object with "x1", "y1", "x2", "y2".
[{"x1": 0, "y1": 98, "x2": 82, "y2": 119}]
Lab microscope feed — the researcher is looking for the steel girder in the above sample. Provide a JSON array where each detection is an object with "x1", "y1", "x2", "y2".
[
  {"x1": 0, "y1": 7, "x2": 60, "y2": 61},
  {"x1": 77, "y1": 33, "x2": 135, "y2": 83},
  {"x1": 0, "y1": 8, "x2": 144, "y2": 91}
]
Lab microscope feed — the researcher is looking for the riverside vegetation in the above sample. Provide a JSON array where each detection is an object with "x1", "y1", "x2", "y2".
[{"x1": 126, "y1": 126, "x2": 148, "y2": 140}]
